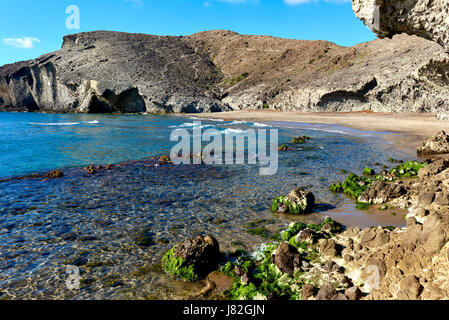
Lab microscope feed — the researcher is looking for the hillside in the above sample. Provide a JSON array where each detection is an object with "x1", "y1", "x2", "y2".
[{"x1": 0, "y1": 30, "x2": 448, "y2": 114}]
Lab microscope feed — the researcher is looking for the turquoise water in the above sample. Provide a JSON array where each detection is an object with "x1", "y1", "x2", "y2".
[{"x1": 0, "y1": 112, "x2": 417, "y2": 299}]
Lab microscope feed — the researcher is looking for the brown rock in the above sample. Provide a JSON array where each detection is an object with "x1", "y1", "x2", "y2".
[
  {"x1": 206, "y1": 271, "x2": 233, "y2": 293},
  {"x1": 319, "y1": 239, "x2": 337, "y2": 257},
  {"x1": 417, "y1": 131, "x2": 449, "y2": 156},
  {"x1": 418, "y1": 159, "x2": 449, "y2": 178},
  {"x1": 295, "y1": 228, "x2": 315, "y2": 243},
  {"x1": 434, "y1": 192, "x2": 449, "y2": 206},
  {"x1": 418, "y1": 192, "x2": 435, "y2": 206},
  {"x1": 301, "y1": 284, "x2": 315, "y2": 300},
  {"x1": 397, "y1": 276, "x2": 423, "y2": 300},
  {"x1": 316, "y1": 283, "x2": 338, "y2": 300},
  {"x1": 345, "y1": 286, "x2": 363, "y2": 300},
  {"x1": 274, "y1": 243, "x2": 301, "y2": 275}
]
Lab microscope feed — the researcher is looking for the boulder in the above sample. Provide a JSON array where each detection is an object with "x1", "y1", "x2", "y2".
[
  {"x1": 352, "y1": 0, "x2": 449, "y2": 51},
  {"x1": 397, "y1": 275, "x2": 423, "y2": 300},
  {"x1": 272, "y1": 188, "x2": 315, "y2": 215},
  {"x1": 359, "y1": 180, "x2": 407, "y2": 205},
  {"x1": 345, "y1": 286, "x2": 363, "y2": 300},
  {"x1": 316, "y1": 283, "x2": 338, "y2": 300},
  {"x1": 161, "y1": 235, "x2": 220, "y2": 281},
  {"x1": 319, "y1": 239, "x2": 337, "y2": 257},
  {"x1": 274, "y1": 243, "x2": 302, "y2": 275},
  {"x1": 417, "y1": 131, "x2": 449, "y2": 155},
  {"x1": 295, "y1": 228, "x2": 315, "y2": 244},
  {"x1": 301, "y1": 284, "x2": 316, "y2": 300},
  {"x1": 44, "y1": 170, "x2": 64, "y2": 178},
  {"x1": 418, "y1": 159, "x2": 449, "y2": 178}
]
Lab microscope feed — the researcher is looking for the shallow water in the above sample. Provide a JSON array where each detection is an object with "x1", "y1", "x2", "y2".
[{"x1": 0, "y1": 112, "x2": 417, "y2": 299}]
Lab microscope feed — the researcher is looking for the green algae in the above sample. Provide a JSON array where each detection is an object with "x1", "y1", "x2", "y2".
[
  {"x1": 291, "y1": 136, "x2": 312, "y2": 144},
  {"x1": 272, "y1": 195, "x2": 312, "y2": 215},
  {"x1": 390, "y1": 161, "x2": 426, "y2": 178},
  {"x1": 161, "y1": 246, "x2": 199, "y2": 282}
]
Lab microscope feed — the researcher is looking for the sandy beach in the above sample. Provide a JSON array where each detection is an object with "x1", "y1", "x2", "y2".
[{"x1": 191, "y1": 110, "x2": 449, "y2": 155}]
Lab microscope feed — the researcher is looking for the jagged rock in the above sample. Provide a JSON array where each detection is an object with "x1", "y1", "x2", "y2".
[
  {"x1": 44, "y1": 170, "x2": 64, "y2": 178},
  {"x1": 397, "y1": 276, "x2": 423, "y2": 300},
  {"x1": 272, "y1": 188, "x2": 315, "y2": 215},
  {"x1": 324, "y1": 260, "x2": 340, "y2": 273},
  {"x1": 285, "y1": 188, "x2": 315, "y2": 213},
  {"x1": 418, "y1": 191, "x2": 435, "y2": 206},
  {"x1": 352, "y1": 0, "x2": 449, "y2": 52},
  {"x1": 301, "y1": 284, "x2": 316, "y2": 300},
  {"x1": 434, "y1": 192, "x2": 449, "y2": 206},
  {"x1": 319, "y1": 239, "x2": 337, "y2": 257},
  {"x1": 345, "y1": 286, "x2": 363, "y2": 300},
  {"x1": 418, "y1": 159, "x2": 449, "y2": 178},
  {"x1": 359, "y1": 180, "x2": 407, "y2": 204},
  {"x1": 273, "y1": 243, "x2": 301, "y2": 275},
  {"x1": 295, "y1": 228, "x2": 315, "y2": 244},
  {"x1": 417, "y1": 131, "x2": 449, "y2": 155},
  {"x1": 316, "y1": 283, "x2": 338, "y2": 300},
  {"x1": 359, "y1": 228, "x2": 390, "y2": 248}
]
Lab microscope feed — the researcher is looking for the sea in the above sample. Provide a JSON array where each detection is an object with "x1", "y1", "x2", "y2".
[{"x1": 0, "y1": 112, "x2": 418, "y2": 299}]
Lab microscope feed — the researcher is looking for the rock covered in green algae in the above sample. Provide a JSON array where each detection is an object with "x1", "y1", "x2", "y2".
[
  {"x1": 272, "y1": 188, "x2": 315, "y2": 215},
  {"x1": 221, "y1": 218, "x2": 353, "y2": 301},
  {"x1": 161, "y1": 235, "x2": 220, "y2": 281},
  {"x1": 330, "y1": 161, "x2": 427, "y2": 210},
  {"x1": 363, "y1": 167, "x2": 375, "y2": 176},
  {"x1": 291, "y1": 136, "x2": 312, "y2": 144},
  {"x1": 389, "y1": 161, "x2": 426, "y2": 178}
]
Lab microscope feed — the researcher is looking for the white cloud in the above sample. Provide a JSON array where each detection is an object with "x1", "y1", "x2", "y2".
[{"x1": 3, "y1": 37, "x2": 40, "y2": 49}]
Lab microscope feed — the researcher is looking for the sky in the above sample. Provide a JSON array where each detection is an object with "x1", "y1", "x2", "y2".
[{"x1": 0, "y1": 0, "x2": 376, "y2": 66}]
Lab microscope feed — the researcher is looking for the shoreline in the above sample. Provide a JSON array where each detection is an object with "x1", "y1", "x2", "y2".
[{"x1": 190, "y1": 111, "x2": 449, "y2": 156}]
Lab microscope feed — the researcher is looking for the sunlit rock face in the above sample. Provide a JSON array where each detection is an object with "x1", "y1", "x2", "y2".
[{"x1": 352, "y1": 0, "x2": 449, "y2": 52}]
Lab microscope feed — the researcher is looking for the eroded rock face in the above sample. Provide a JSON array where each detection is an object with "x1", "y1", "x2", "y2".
[
  {"x1": 352, "y1": 0, "x2": 449, "y2": 52},
  {"x1": 417, "y1": 131, "x2": 449, "y2": 155},
  {"x1": 0, "y1": 31, "x2": 229, "y2": 114},
  {"x1": 1, "y1": 30, "x2": 449, "y2": 114}
]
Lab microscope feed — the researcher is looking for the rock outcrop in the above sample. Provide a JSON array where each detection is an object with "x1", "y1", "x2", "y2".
[
  {"x1": 352, "y1": 0, "x2": 449, "y2": 52},
  {"x1": 1, "y1": 30, "x2": 449, "y2": 114},
  {"x1": 417, "y1": 130, "x2": 449, "y2": 155}
]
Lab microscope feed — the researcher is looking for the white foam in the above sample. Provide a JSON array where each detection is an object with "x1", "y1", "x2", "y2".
[
  {"x1": 30, "y1": 122, "x2": 81, "y2": 126},
  {"x1": 169, "y1": 122, "x2": 215, "y2": 129},
  {"x1": 29, "y1": 120, "x2": 100, "y2": 126},
  {"x1": 223, "y1": 128, "x2": 247, "y2": 135},
  {"x1": 252, "y1": 122, "x2": 272, "y2": 128},
  {"x1": 229, "y1": 120, "x2": 249, "y2": 125}
]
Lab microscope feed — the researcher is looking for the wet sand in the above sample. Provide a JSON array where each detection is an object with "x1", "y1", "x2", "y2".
[{"x1": 191, "y1": 110, "x2": 449, "y2": 155}]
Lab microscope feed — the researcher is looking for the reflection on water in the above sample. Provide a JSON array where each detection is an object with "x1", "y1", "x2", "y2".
[{"x1": 0, "y1": 113, "x2": 417, "y2": 299}]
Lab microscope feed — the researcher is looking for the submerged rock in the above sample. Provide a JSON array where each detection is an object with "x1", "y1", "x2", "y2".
[
  {"x1": 417, "y1": 131, "x2": 449, "y2": 155},
  {"x1": 161, "y1": 235, "x2": 220, "y2": 281},
  {"x1": 44, "y1": 170, "x2": 64, "y2": 178}
]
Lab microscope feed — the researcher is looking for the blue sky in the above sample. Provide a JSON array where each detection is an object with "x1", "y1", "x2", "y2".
[{"x1": 0, "y1": 0, "x2": 376, "y2": 66}]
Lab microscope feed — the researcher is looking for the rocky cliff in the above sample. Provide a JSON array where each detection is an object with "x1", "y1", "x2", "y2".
[
  {"x1": 0, "y1": 30, "x2": 448, "y2": 114},
  {"x1": 353, "y1": 0, "x2": 449, "y2": 52}
]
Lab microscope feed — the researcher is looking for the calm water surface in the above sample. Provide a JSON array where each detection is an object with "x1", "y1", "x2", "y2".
[{"x1": 0, "y1": 112, "x2": 417, "y2": 299}]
